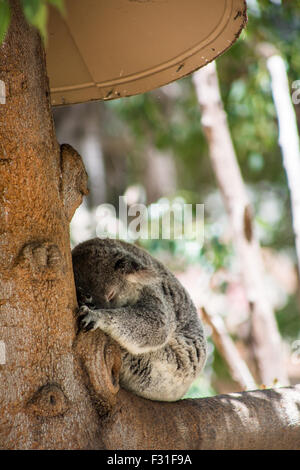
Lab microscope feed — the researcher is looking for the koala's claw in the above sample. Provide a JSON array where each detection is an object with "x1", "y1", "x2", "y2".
[
  {"x1": 78, "y1": 306, "x2": 99, "y2": 333},
  {"x1": 82, "y1": 320, "x2": 96, "y2": 332}
]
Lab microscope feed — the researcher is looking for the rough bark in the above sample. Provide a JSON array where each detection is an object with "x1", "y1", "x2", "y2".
[
  {"x1": 101, "y1": 386, "x2": 300, "y2": 450},
  {"x1": 192, "y1": 63, "x2": 289, "y2": 387},
  {"x1": 0, "y1": 1, "x2": 299, "y2": 451},
  {"x1": 0, "y1": 1, "x2": 120, "y2": 449}
]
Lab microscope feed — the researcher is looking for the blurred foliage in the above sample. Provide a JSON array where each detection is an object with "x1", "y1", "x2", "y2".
[
  {"x1": 108, "y1": 81, "x2": 212, "y2": 195},
  {"x1": 106, "y1": 0, "x2": 300, "y2": 256},
  {"x1": 0, "y1": 0, "x2": 64, "y2": 44},
  {"x1": 107, "y1": 1, "x2": 300, "y2": 199},
  {"x1": 0, "y1": 0, "x2": 10, "y2": 43},
  {"x1": 276, "y1": 294, "x2": 300, "y2": 340}
]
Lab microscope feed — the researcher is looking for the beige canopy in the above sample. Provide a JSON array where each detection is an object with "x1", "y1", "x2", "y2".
[{"x1": 46, "y1": 0, "x2": 247, "y2": 106}]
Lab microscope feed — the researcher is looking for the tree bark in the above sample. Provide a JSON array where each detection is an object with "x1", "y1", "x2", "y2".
[
  {"x1": 101, "y1": 385, "x2": 300, "y2": 450},
  {"x1": 1, "y1": 1, "x2": 299, "y2": 451},
  {"x1": 192, "y1": 63, "x2": 289, "y2": 387},
  {"x1": 0, "y1": 0, "x2": 120, "y2": 449}
]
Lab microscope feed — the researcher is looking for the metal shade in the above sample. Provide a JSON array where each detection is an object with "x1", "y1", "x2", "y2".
[{"x1": 46, "y1": 0, "x2": 247, "y2": 106}]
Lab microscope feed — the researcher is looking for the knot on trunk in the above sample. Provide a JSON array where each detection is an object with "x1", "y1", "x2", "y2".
[
  {"x1": 17, "y1": 241, "x2": 63, "y2": 279},
  {"x1": 26, "y1": 383, "x2": 70, "y2": 417},
  {"x1": 74, "y1": 329, "x2": 122, "y2": 416},
  {"x1": 60, "y1": 144, "x2": 89, "y2": 221}
]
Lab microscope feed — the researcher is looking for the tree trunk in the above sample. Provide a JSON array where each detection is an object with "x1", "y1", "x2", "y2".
[
  {"x1": 192, "y1": 63, "x2": 288, "y2": 387},
  {"x1": 0, "y1": 0, "x2": 120, "y2": 449},
  {"x1": 1, "y1": 1, "x2": 299, "y2": 450},
  {"x1": 266, "y1": 53, "x2": 300, "y2": 279}
]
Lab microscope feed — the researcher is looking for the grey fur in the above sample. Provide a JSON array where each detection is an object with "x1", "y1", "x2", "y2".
[{"x1": 72, "y1": 238, "x2": 207, "y2": 402}]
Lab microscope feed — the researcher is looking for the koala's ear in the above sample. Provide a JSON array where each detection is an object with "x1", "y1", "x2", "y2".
[
  {"x1": 114, "y1": 257, "x2": 139, "y2": 274},
  {"x1": 114, "y1": 256, "x2": 156, "y2": 285}
]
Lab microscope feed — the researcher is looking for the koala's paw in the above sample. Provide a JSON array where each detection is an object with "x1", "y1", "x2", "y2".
[{"x1": 78, "y1": 306, "x2": 100, "y2": 333}]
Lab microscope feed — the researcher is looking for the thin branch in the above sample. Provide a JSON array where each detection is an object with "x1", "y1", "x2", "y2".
[{"x1": 201, "y1": 307, "x2": 257, "y2": 391}]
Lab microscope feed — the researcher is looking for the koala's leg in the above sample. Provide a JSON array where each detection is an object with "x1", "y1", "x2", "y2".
[{"x1": 78, "y1": 292, "x2": 175, "y2": 355}]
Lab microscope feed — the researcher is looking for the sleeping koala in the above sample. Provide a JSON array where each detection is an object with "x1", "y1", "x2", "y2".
[{"x1": 72, "y1": 237, "x2": 207, "y2": 402}]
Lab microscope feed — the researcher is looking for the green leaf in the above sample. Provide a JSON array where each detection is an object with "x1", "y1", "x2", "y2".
[
  {"x1": 21, "y1": 0, "x2": 42, "y2": 22},
  {"x1": 31, "y1": 1, "x2": 47, "y2": 40},
  {"x1": 0, "y1": 0, "x2": 11, "y2": 45},
  {"x1": 21, "y1": 0, "x2": 48, "y2": 42},
  {"x1": 21, "y1": 0, "x2": 64, "y2": 43}
]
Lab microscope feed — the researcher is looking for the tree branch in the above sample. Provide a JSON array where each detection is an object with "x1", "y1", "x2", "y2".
[
  {"x1": 101, "y1": 385, "x2": 300, "y2": 450},
  {"x1": 201, "y1": 308, "x2": 257, "y2": 391}
]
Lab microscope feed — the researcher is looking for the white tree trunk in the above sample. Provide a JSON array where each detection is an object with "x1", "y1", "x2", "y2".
[{"x1": 267, "y1": 54, "x2": 300, "y2": 278}]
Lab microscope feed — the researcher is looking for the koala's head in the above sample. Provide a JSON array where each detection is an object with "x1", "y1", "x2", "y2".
[{"x1": 72, "y1": 238, "x2": 156, "y2": 309}]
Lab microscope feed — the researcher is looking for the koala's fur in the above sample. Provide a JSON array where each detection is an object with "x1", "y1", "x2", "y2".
[{"x1": 72, "y1": 238, "x2": 207, "y2": 402}]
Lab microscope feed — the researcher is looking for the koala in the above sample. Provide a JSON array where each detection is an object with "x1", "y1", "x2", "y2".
[{"x1": 72, "y1": 238, "x2": 207, "y2": 402}]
